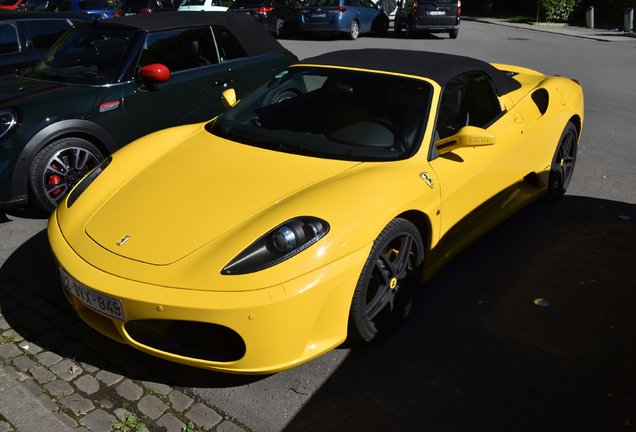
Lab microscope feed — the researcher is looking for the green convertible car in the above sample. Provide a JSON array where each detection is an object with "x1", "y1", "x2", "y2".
[{"x1": 0, "y1": 12, "x2": 296, "y2": 212}]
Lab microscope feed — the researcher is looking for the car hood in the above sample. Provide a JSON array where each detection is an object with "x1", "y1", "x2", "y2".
[
  {"x1": 83, "y1": 129, "x2": 360, "y2": 266},
  {"x1": 0, "y1": 78, "x2": 72, "y2": 107}
]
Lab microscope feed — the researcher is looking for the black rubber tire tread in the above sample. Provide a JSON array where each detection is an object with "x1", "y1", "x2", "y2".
[
  {"x1": 543, "y1": 121, "x2": 577, "y2": 203},
  {"x1": 406, "y1": 24, "x2": 415, "y2": 38},
  {"x1": 348, "y1": 218, "x2": 424, "y2": 343},
  {"x1": 449, "y1": 28, "x2": 459, "y2": 39},
  {"x1": 29, "y1": 137, "x2": 103, "y2": 213}
]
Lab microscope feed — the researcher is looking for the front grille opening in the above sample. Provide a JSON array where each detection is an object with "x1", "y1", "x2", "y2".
[
  {"x1": 125, "y1": 320, "x2": 246, "y2": 362},
  {"x1": 531, "y1": 88, "x2": 549, "y2": 115}
]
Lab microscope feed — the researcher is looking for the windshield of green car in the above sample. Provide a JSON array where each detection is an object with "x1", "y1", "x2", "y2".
[
  {"x1": 33, "y1": 26, "x2": 134, "y2": 85},
  {"x1": 209, "y1": 66, "x2": 433, "y2": 162}
]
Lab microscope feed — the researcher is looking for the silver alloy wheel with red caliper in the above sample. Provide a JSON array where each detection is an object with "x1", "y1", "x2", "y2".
[{"x1": 30, "y1": 137, "x2": 104, "y2": 212}]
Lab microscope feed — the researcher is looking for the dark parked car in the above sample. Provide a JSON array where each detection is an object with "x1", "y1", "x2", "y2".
[
  {"x1": 32, "y1": 0, "x2": 122, "y2": 18},
  {"x1": 0, "y1": 12, "x2": 296, "y2": 212},
  {"x1": 299, "y1": 0, "x2": 389, "y2": 40},
  {"x1": 394, "y1": 0, "x2": 460, "y2": 38},
  {"x1": 228, "y1": 0, "x2": 301, "y2": 38},
  {"x1": 120, "y1": 0, "x2": 176, "y2": 15},
  {"x1": 0, "y1": 12, "x2": 98, "y2": 79}
]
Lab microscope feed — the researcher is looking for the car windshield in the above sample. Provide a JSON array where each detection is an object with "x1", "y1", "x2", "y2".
[
  {"x1": 210, "y1": 66, "x2": 433, "y2": 162},
  {"x1": 33, "y1": 26, "x2": 133, "y2": 85},
  {"x1": 230, "y1": 0, "x2": 267, "y2": 7}
]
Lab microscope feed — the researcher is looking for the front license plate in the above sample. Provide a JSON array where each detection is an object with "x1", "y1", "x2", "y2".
[
  {"x1": 59, "y1": 268, "x2": 125, "y2": 321},
  {"x1": 428, "y1": 10, "x2": 445, "y2": 15}
]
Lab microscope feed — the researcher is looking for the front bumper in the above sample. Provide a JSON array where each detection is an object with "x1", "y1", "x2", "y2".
[{"x1": 48, "y1": 210, "x2": 369, "y2": 374}]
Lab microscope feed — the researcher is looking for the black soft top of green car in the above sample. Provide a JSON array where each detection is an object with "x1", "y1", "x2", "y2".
[
  {"x1": 88, "y1": 11, "x2": 286, "y2": 57},
  {"x1": 300, "y1": 49, "x2": 522, "y2": 96}
]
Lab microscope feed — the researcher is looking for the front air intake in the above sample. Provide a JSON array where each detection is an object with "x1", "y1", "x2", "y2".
[{"x1": 125, "y1": 320, "x2": 246, "y2": 362}]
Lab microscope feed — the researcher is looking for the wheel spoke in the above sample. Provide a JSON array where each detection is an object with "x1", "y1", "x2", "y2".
[
  {"x1": 74, "y1": 149, "x2": 92, "y2": 171},
  {"x1": 44, "y1": 183, "x2": 69, "y2": 202},
  {"x1": 48, "y1": 155, "x2": 69, "y2": 175},
  {"x1": 365, "y1": 233, "x2": 416, "y2": 320},
  {"x1": 365, "y1": 260, "x2": 392, "y2": 320}
]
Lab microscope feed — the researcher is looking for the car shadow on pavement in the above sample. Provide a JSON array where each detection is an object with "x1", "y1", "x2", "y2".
[
  {"x1": 1, "y1": 205, "x2": 49, "y2": 222},
  {"x1": 0, "y1": 195, "x2": 635, "y2": 427},
  {"x1": 281, "y1": 195, "x2": 636, "y2": 432}
]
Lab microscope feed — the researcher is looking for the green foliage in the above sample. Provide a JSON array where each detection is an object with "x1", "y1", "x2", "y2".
[
  {"x1": 110, "y1": 412, "x2": 146, "y2": 432},
  {"x1": 0, "y1": 333, "x2": 23, "y2": 344},
  {"x1": 538, "y1": 0, "x2": 582, "y2": 21},
  {"x1": 181, "y1": 422, "x2": 196, "y2": 432}
]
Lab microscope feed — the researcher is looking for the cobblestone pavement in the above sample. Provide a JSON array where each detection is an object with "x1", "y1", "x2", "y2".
[{"x1": 0, "y1": 268, "x2": 248, "y2": 432}]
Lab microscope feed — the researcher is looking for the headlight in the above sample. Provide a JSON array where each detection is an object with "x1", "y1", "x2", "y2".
[
  {"x1": 222, "y1": 217, "x2": 329, "y2": 275},
  {"x1": 66, "y1": 157, "x2": 112, "y2": 208},
  {"x1": 0, "y1": 109, "x2": 18, "y2": 139}
]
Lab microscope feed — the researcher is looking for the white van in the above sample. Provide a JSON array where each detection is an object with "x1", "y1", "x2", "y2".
[{"x1": 178, "y1": 0, "x2": 229, "y2": 12}]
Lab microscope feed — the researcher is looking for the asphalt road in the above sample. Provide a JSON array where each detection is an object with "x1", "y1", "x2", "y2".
[{"x1": 1, "y1": 19, "x2": 635, "y2": 432}]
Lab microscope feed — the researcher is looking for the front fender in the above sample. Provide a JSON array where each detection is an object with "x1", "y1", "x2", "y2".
[{"x1": 10, "y1": 119, "x2": 119, "y2": 204}]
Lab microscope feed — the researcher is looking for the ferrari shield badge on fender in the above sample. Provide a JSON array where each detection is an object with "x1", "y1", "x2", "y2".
[
  {"x1": 420, "y1": 172, "x2": 434, "y2": 189},
  {"x1": 116, "y1": 235, "x2": 130, "y2": 246}
]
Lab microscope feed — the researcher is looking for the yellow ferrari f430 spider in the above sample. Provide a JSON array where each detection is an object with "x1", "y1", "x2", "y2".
[{"x1": 49, "y1": 49, "x2": 583, "y2": 374}]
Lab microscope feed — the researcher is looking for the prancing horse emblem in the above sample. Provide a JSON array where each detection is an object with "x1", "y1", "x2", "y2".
[
  {"x1": 116, "y1": 235, "x2": 130, "y2": 246},
  {"x1": 420, "y1": 172, "x2": 434, "y2": 189}
]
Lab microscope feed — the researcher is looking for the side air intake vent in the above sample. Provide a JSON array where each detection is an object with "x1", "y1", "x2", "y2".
[{"x1": 531, "y1": 89, "x2": 549, "y2": 115}]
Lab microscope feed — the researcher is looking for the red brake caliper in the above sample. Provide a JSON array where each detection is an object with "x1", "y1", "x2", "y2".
[{"x1": 48, "y1": 163, "x2": 62, "y2": 195}]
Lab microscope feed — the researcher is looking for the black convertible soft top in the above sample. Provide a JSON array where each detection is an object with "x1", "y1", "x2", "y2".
[
  {"x1": 92, "y1": 12, "x2": 286, "y2": 57},
  {"x1": 299, "y1": 49, "x2": 522, "y2": 96}
]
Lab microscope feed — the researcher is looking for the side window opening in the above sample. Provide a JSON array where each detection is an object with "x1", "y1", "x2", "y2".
[
  {"x1": 0, "y1": 22, "x2": 20, "y2": 55},
  {"x1": 139, "y1": 27, "x2": 219, "y2": 73},
  {"x1": 25, "y1": 20, "x2": 72, "y2": 50},
  {"x1": 212, "y1": 26, "x2": 246, "y2": 62},
  {"x1": 436, "y1": 70, "x2": 502, "y2": 140}
]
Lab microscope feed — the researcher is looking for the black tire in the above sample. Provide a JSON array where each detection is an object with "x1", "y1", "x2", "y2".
[
  {"x1": 348, "y1": 218, "x2": 424, "y2": 343},
  {"x1": 406, "y1": 24, "x2": 415, "y2": 38},
  {"x1": 544, "y1": 122, "x2": 577, "y2": 203},
  {"x1": 348, "y1": 20, "x2": 359, "y2": 40},
  {"x1": 394, "y1": 21, "x2": 402, "y2": 33},
  {"x1": 29, "y1": 137, "x2": 104, "y2": 213},
  {"x1": 449, "y1": 28, "x2": 459, "y2": 39},
  {"x1": 378, "y1": 17, "x2": 389, "y2": 35}
]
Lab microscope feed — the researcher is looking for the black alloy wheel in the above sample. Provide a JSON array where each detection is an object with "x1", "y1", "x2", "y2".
[
  {"x1": 545, "y1": 121, "x2": 577, "y2": 202},
  {"x1": 348, "y1": 218, "x2": 424, "y2": 343}
]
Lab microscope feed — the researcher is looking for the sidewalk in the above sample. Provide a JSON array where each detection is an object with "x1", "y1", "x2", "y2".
[{"x1": 466, "y1": 16, "x2": 636, "y2": 42}]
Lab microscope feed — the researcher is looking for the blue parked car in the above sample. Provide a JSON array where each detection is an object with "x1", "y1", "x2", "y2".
[
  {"x1": 32, "y1": 0, "x2": 121, "y2": 18},
  {"x1": 300, "y1": 0, "x2": 389, "y2": 40}
]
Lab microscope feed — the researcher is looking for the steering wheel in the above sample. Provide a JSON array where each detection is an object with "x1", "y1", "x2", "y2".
[{"x1": 367, "y1": 118, "x2": 408, "y2": 152}]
